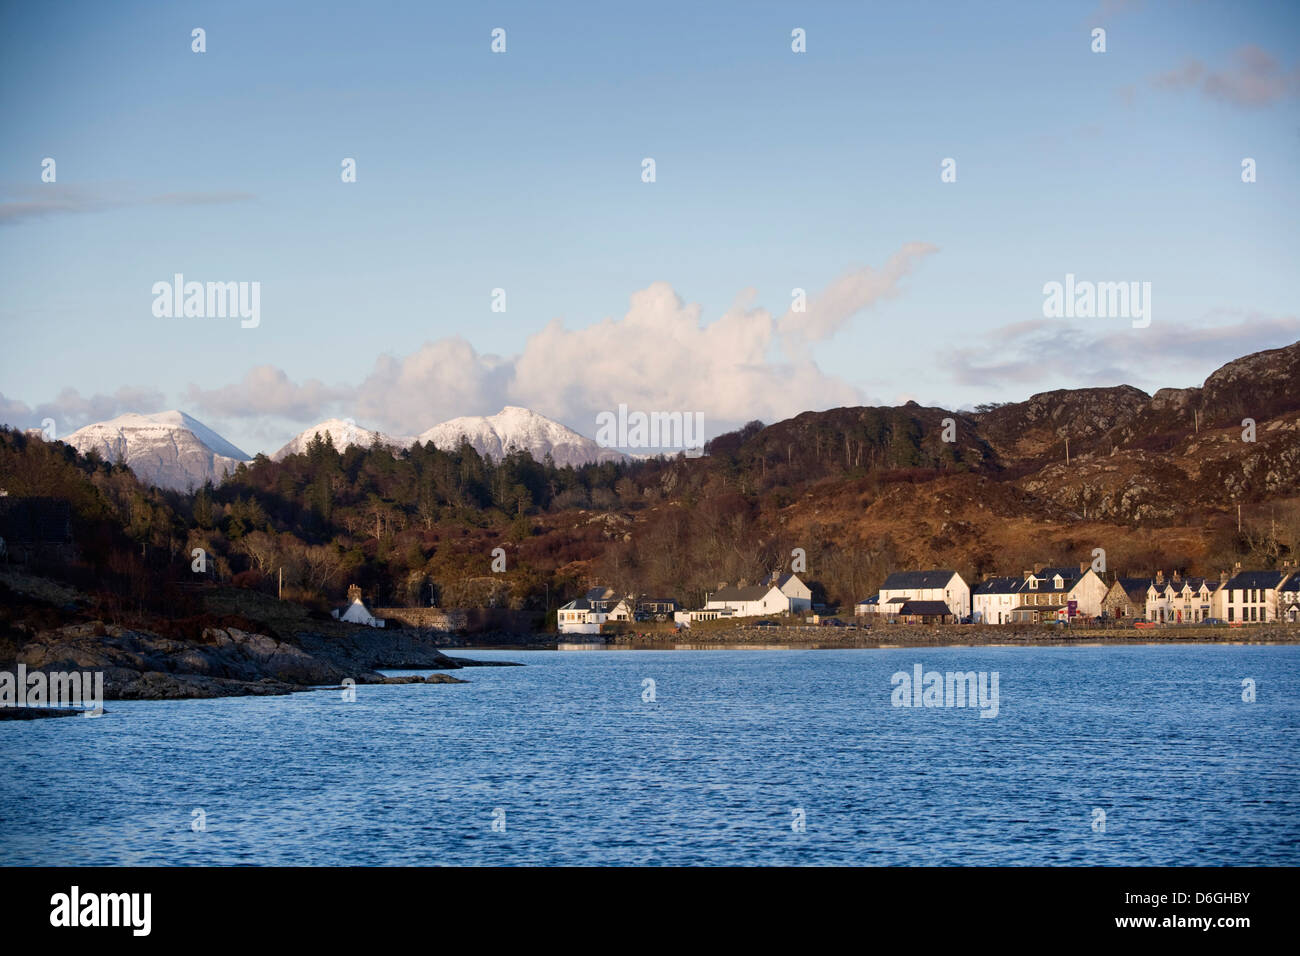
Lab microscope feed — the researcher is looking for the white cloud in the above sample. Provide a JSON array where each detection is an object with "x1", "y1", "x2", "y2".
[
  {"x1": 946, "y1": 312, "x2": 1300, "y2": 392},
  {"x1": 0, "y1": 386, "x2": 167, "y2": 433},
  {"x1": 352, "y1": 246, "x2": 933, "y2": 436},
  {"x1": 6, "y1": 248, "x2": 935, "y2": 444},
  {"x1": 184, "y1": 365, "x2": 353, "y2": 421},
  {"x1": 778, "y1": 242, "x2": 937, "y2": 345}
]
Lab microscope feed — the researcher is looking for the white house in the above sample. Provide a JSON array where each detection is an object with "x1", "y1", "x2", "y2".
[
  {"x1": 607, "y1": 597, "x2": 636, "y2": 622},
  {"x1": 1280, "y1": 574, "x2": 1300, "y2": 623},
  {"x1": 332, "y1": 585, "x2": 386, "y2": 628},
  {"x1": 1220, "y1": 569, "x2": 1292, "y2": 623},
  {"x1": 1145, "y1": 571, "x2": 1224, "y2": 624},
  {"x1": 761, "y1": 572, "x2": 813, "y2": 613},
  {"x1": 704, "y1": 583, "x2": 793, "y2": 618},
  {"x1": 971, "y1": 576, "x2": 1023, "y2": 625},
  {"x1": 878, "y1": 570, "x2": 970, "y2": 620},
  {"x1": 558, "y1": 598, "x2": 607, "y2": 634}
]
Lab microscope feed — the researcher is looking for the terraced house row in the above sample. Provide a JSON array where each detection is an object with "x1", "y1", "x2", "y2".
[{"x1": 856, "y1": 562, "x2": 1300, "y2": 625}]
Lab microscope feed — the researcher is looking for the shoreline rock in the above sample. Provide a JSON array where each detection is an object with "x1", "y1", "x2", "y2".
[{"x1": 2, "y1": 622, "x2": 516, "y2": 703}]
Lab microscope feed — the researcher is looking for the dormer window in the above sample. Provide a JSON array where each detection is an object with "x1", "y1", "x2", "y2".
[
  {"x1": 1054, "y1": 575, "x2": 1063, "y2": 589},
  {"x1": 1029, "y1": 578, "x2": 1038, "y2": 590}
]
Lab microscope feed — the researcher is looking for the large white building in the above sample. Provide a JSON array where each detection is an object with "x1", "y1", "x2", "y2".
[
  {"x1": 878, "y1": 570, "x2": 970, "y2": 620},
  {"x1": 704, "y1": 582, "x2": 795, "y2": 618},
  {"x1": 1145, "y1": 571, "x2": 1225, "y2": 624},
  {"x1": 1219, "y1": 569, "x2": 1293, "y2": 623}
]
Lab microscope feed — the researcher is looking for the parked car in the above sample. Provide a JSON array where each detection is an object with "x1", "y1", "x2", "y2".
[
  {"x1": 753, "y1": 620, "x2": 778, "y2": 628},
  {"x1": 1203, "y1": 618, "x2": 1224, "y2": 626}
]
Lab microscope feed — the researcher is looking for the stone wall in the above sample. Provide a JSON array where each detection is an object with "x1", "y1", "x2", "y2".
[{"x1": 372, "y1": 607, "x2": 467, "y2": 631}]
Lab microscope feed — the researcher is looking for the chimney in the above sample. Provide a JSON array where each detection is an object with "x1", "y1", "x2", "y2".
[
  {"x1": 348, "y1": 584, "x2": 362, "y2": 603},
  {"x1": 1235, "y1": 561, "x2": 1242, "y2": 571},
  {"x1": 1022, "y1": 570, "x2": 1034, "y2": 581},
  {"x1": 1156, "y1": 570, "x2": 1164, "y2": 585},
  {"x1": 1172, "y1": 569, "x2": 1181, "y2": 583},
  {"x1": 1220, "y1": 570, "x2": 1229, "y2": 585},
  {"x1": 1033, "y1": 563, "x2": 1044, "y2": 574}
]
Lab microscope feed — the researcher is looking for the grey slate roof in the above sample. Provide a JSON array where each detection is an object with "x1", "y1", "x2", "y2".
[
  {"x1": 896, "y1": 600, "x2": 953, "y2": 616},
  {"x1": 881, "y1": 570, "x2": 959, "y2": 590},
  {"x1": 974, "y1": 576, "x2": 1023, "y2": 595},
  {"x1": 1225, "y1": 570, "x2": 1289, "y2": 590},
  {"x1": 1114, "y1": 577, "x2": 1153, "y2": 601}
]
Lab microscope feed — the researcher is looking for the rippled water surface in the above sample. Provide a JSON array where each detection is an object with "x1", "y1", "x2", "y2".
[{"x1": 2, "y1": 645, "x2": 1297, "y2": 865}]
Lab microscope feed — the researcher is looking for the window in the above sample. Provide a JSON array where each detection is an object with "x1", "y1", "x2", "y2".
[{"x1": 1228, "y1": 607, "x2": 1234, "y2": 622}]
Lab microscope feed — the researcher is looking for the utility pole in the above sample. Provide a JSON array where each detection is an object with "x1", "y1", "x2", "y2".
[
  {"x1": 1064, "y1": 437, "x2": 1070, "y2": 466},
  {"x1": 1238, "y1": 503, "x2": 1242, "y2": 535},
  {"x1": 278, "y1": 567, "x2": 283, "y2": 600}
]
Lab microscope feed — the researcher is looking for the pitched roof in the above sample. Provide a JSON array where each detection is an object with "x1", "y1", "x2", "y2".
[
  {"x1": 1039, "y1": 566, "x2": 1085, "y2": 580},
  {"x1": 1023, "y1": 568, "x2": 1080, "y2": 593},
  {"x1": 1225, "y1": 570, "x2": 1289, "y2": 589},
  {"x1": 1165, "y1": 576, "x2": 1219, "y2": 593},
  {"x1": 881, "y1": 570, "x2": 960, "y2": 590},
  {"x1": 710, "y1": 585, "x2": 773, "y2": 602},
  {"x1": 1114, "y1": 577, "x2": 1152, "y2": 600},
  {"x1": 974, "y1": 576, "x2": 1022, "y2": 595},
  {"x1": 896, "y1": 600, "x2": 953, "y2": 616}
]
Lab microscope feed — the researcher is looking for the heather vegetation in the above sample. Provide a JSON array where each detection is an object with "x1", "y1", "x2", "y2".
[{"x1": 2, "y1": 407, "x2": 1299, "y2": 637}]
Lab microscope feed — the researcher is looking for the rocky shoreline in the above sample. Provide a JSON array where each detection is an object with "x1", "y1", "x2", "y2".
[{"x1": 1, "y1": 620, "x2": 520, "y2": 708}]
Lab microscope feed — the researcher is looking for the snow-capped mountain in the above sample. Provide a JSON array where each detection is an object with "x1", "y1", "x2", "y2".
[
  {"x1": 62, "y1": 411, "x2": 251, "y2": 492},
  {"x1": 273, "y1": 419, "x2": 408, "y2": 461},
  {"x1": 415, "y1": 406, "x2": 624, "y2": 467},
  {"x1": 60, "y1": 405, "x2": 622, "y2": 490}
]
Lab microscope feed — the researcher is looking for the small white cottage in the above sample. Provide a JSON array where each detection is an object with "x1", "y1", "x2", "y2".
[{"x1": 332, "y1": 584, "x2": 386, "y2": 628}]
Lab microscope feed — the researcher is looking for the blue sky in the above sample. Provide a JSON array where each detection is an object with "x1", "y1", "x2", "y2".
[{"x1": 2, "y1": 0, "x2": 1298, "y2": 456}]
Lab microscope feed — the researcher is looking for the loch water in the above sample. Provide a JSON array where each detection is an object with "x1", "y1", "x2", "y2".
[{"x1": 2, "y1": 645, "x2": 1296, "y2": 865}]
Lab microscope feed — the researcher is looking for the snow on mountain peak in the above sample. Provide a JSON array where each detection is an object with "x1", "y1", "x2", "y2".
[
  {"x1": 272, "y1": 419, "x2": 408, "y2": 461},
  {"x1": 62, "y1": 410, "x2": 251, "y2": 492},
  {"x1": 59, "y1": 405, "x2": 624, "y2": 492},
  {"x1": 415, "y1": 407, "x2": 623, "y2": 468}
]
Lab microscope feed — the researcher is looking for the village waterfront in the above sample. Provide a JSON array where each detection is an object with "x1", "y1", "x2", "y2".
[{"x1": 2, "y1": 644, "x2": 1296, "y2": 866}]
